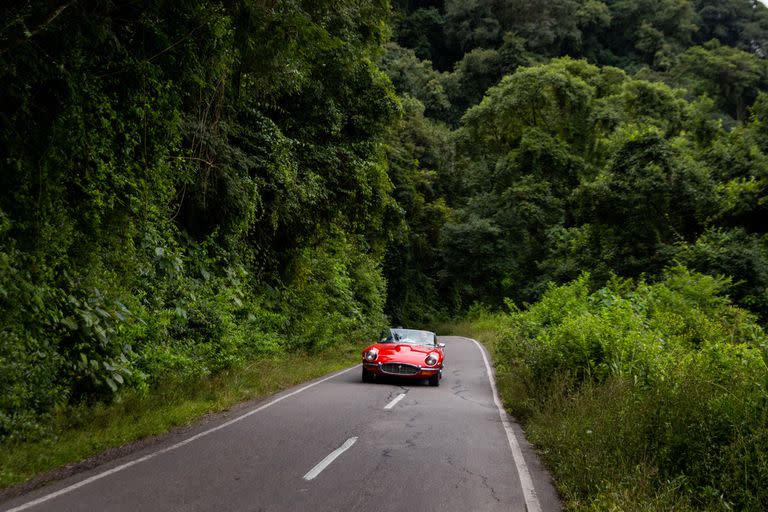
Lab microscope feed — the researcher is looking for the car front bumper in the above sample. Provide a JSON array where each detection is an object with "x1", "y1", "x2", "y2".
[{"x1": 363, "y1": 361, "x2": 442, "y2": 378}]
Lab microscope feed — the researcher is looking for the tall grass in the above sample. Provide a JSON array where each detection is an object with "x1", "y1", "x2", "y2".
[{"x1": 451, "y1": 268, "x2": 768, "y2": 510}]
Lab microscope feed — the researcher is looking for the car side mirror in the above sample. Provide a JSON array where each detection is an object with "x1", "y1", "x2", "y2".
[{"x1": 438, "y1": 343, "x2": 446, "y2": 348}]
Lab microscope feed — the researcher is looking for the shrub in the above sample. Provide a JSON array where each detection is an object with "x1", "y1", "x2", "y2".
[{"x1": 493, "y1": 267, "x2": 768, "y2": 510}]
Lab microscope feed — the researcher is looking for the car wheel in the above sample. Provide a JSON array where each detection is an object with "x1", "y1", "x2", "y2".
[
  {"x1": 428, "y1": 373, "x2": 440, "y2": 387},
  {"x1": 362, "y1": 366, "x2": 374, "y2": 383}
]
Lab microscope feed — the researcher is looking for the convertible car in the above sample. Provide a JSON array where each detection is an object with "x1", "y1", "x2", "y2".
[{"x1": 361, "y1": 328, "x2": 445, "y2": 386}]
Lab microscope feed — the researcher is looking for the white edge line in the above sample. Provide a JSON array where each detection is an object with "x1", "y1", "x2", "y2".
[
  {"x1": 383, "y1": 393, "x2": 406, "y2": 410},
  {"x1": 4, "y1": 365, "x2": 359, "y2": 512},
  {"x1": 302, "y1": 437, "x2": 358, "y2": 481},
  {"x1": 471, "y1": 338, "x2": 542, "y2": 512}
]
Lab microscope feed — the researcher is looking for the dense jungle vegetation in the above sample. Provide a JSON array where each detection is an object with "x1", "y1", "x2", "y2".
[{"x1": 2, "y1": 0, "x2": 768, "y2": 508}]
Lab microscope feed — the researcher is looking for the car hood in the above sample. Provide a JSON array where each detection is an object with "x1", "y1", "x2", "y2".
[{"x1": 372, "y1": 343, "x2": 438, "y2": 363}]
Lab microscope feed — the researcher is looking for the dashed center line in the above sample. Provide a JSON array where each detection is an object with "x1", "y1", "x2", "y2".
[
  {"x1": 383, "y1": 393, "x2": 406, "y2": 410},
  {"x1": 302, "y1": 437, "x2": 358, "y2": 481}
]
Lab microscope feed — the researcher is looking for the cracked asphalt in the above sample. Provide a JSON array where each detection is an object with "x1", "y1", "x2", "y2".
[{"x1": 1, "y1": 336, "x2": 560, "y2": 512}]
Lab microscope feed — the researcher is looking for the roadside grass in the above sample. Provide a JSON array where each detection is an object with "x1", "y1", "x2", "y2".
[{"x1": 0, "y1": 345, "x2": 361, "y2": 490}]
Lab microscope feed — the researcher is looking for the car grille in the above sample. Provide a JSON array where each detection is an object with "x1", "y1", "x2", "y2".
[{"x1": 380, "y1": 363, "x2": 420, "y2": 376}]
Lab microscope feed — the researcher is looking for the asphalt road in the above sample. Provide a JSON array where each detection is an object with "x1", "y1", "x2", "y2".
[{"x1": 1, "y1": 336, "x2": 560, "y2": 512}]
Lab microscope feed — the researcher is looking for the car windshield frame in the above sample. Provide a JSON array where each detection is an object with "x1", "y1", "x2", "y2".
[{"x1": 379, "y1": 328, "x2": 436, "y2": 346}]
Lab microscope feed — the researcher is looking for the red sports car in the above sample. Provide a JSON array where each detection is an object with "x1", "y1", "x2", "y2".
[{"x1": 361, "y1": 328, "x2": 445, "y2": 386}]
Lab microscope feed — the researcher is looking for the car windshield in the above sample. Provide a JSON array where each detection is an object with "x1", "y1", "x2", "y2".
[{"x1": 379, "y1": 328, "x2": 436, "y2": 346}]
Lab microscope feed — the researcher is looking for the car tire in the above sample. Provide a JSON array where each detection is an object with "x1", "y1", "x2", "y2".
[
  {"x1": 362, "y1": 366, "x2": 374, "y2": 383},
  {"x1": 428, "y1": 373, "x2": 440, "y2": 387}
]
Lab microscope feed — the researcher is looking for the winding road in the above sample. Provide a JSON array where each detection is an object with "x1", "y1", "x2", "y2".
[{"x1": 1, "y1": 336, "x2": 560, "y2": 512}]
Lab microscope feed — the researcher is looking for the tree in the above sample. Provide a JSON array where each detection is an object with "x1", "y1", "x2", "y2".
[
  {"x1": 444, "y1": 0, "x2": 502, "y2": 54},
  {"x1": 675, "y1": 40, "x2": 768, "y2": 121},
  {"x1": 440, "y1": 48, "x2": 504, "y2": 123},
  {"x1": 677, "y1": 228, "x2": 768, "y2": 319},
  {"x1": 378, "y1": 43, "x2": 452, "y2": 121},
  {"x1": 694, "y1": 0, "x2": 768, "y2": 56},
  {"x1": 496, "y1": 0, "x2": 611, "y2": 57},
  {"x1": 599, "y1": 0, "x2": 698, "y2": 69},
  {"x1": 459, "y1": 58, "x2": 598, "y2": 157},
  {"x1": 0, "y1": 0, "x2": 401, "y2": 437},
  {"x1": 573, "y1": 131, "x2": 715, "y2": 276},
  {"x1": 382, "y1": 97, "x2": 452, "y2": 322},
  {"x1": 394, "y1": 7, "x2": 446, "y2": 62}
]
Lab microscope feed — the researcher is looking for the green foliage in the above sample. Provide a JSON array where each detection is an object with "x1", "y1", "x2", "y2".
[
  {"x1": 677, "y1": 228, "x2": 768, "y2": 320},
  {"x1": 393, "y1": 7, "x2": 446, "y2": 62},
  {"x1": 398, "y1": 51, "x2": 768, "y2": 319},
  {"x1": 496, "y1": 0, "x2": 612, "y2": 58},
  {"x1": 461, "y1": 58, "x2": 597, "y2": 151},
  {"x1": 573, "y1": 132, "x2": 715, "y2": 276},
  {"x1": 443, "y1": 0, "x2": 502, "y2": 54},
  {"x1": 0, "y1": 0, "x2": 397, "y2": 442},
  {"x1": 283, "y1": 233, "x2": 388, "y2": 350},
  {"x1": 378, "y1": 43, "x2": 452, "y2": 121},
  {"x1": 675, "y1": 40, "x2": 768, "y2": 122},
  {"x1": 0, "y1": 244, "x2": 65, "y2": 441},
  {"x1": 383, "y1": 3, "x2": 768, "y2": 326},
  {"x1": 694, "y1": 0, "x2": 768, "y2": 55},
  {"x1": 442, "y1": 49, "x2": 502, "y2": 117},
  {"x1": 603, "y1": 0, "x2": 698, "y2": 69},
  {"x1": 491, "y1": 270, "x2": 768, "y2": 509},
  {"x1": 382, "y1": 97, "x2": 453, "y2": 323}
]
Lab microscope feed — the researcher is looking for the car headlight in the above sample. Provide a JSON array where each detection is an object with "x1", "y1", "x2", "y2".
[
  {"x1": 425, "y1": 353, "x2": 438, "y2": 366},
  {"x1": 365, "y1": 349, "x2": 378, "y2": 362}
]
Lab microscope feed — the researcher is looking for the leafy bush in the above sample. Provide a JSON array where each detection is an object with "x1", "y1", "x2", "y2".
[
  {"x1": 0, "y1": 242, "x2": 66, "y2": 440},
  {"x1": 492, "y1": 267, "x2": 768, "y2": 510},
  {"x1": 0, "y1": 1, "x2": 394, "y2": 444}
]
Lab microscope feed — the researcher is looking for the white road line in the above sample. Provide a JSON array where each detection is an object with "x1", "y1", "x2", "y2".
[
  {"x1": 4, "y1": 366, "x2": 358, "y2": 512},
  {"x1": 302, "y1": 437, "x2": 358, "y2": 481},
  {"x1": 471, "y1": 338, "x2": 542, "y2": 512},
  {"x1": 383, "y1": 393, "x2": 406, "y2": 410}
]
